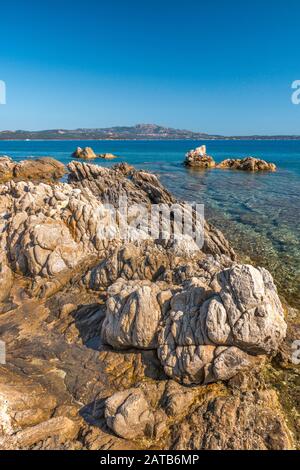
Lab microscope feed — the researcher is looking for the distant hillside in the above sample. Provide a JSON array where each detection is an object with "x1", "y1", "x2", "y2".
[{"x1": 0, "y1": 123, "x2": 300, "y2": 140}]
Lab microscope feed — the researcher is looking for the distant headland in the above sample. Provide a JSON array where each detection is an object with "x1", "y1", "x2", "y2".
[{"x1": 1, "y1": 123, "x2": 300, "y2": 141}]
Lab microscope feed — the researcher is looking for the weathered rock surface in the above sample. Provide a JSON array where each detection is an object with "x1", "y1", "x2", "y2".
[
  {"x1": 98, "y1": 261, "x2": 285, "y2": 386},
  {"x1": 0, "y1": 158, "x2": 296, "y2": 450},
  {"x1": 0, "y1": 156, "x2": 14, "y2": 181},
  {"x1": 0, "y1": 156, "x2": 66, "y2": 183},
  {"x1": 184, "y1": 146, "x2": 216, "y2": 168},
  {"x1": 217, "y1": 157, "x2": 276, "y2": 171},
  {"x1": 103, "y1": 371, "x2": 294, "y2": 449},
  {"x1": 0, "y1": 179, "x2": 114, "y2": 297},
  {"x1": 105, "y1": 388, "x2": 154, "y2": 439},
  {"x1": 170, "y1": 388, "x2": 293, "y2": 450},
  {"x1": 113, "y1": 162, "x2": 134, "y2": 175},
  {"x1": 72, "y1": 148, "x2": 118, "y2": 160},
  {"x1": 102, "y1": 279, "x2": 168, "y2": 350},
  {"x1": 68, "y1": 160, "x2": 176, "y2": 205},
  {"x1": 183, "y1": 148, "x2": 276, "y2": 172},
  {"x1": 156, "y1": 265, "x2": 286, "y2": 384},
  {"x1": 67, "y1": 161, "x2": 235, "y2": 260}
]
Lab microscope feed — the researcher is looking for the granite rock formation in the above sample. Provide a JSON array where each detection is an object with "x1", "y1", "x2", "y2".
[
  {"x1": 217, "y1": 157, "x2": 276, "y2": 171},
  {"x1": 183, "y1": 148, "x2": 276, "y2": 172},
  {"x1": 0, "y1": 158, "x2": 296, "y2": 450},
  {"x1": 100, "y1": 264, "x2": 286, "y2": 385},
  {"x1": 72, "y1": 146, "x2": 97, "y2": 159},
  {"x1": 0, "y1": 156, "x2": 66, "y2": 183},
  {"x1": 184, "y1": 146, "x2": 216, "y2": 168},
  {"x1": 72, "y1": 148, "x2": 118, "y2": 160}
]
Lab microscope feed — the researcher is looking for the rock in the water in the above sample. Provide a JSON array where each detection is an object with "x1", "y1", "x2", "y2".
[
  {"x1": 183, "y1": 148, "x2": 276, "y2": 172},
  {"x1": 72, "y1": 146, "x2": 97, "y2": 159},
  {"x1": 184, "y1": 146, "x2": 216, "y2": 168},
  {"x1": 217, "y1": 157, "x2": 276, "y2": 171}
]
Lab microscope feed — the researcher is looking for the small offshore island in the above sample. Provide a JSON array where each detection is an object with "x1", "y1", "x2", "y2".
[
  {"x1": 0, "y1": 152, "x2": 298, "y2": 450},
  {"x1": 72, "y1": 146, "x2": 119, "y2": 160},
  {"x1": 184, "y1": 145, "x2": 277, "y2": 171}
]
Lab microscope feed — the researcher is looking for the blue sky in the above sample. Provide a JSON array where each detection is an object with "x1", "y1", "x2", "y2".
[{"x1": 1, "y1": 0, "x2": 300, "y2": 134}]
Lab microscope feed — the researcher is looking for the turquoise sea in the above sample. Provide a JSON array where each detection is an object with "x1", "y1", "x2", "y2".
[{"x1": 1, "y1": 139, "x2": 299, "y2": 308}]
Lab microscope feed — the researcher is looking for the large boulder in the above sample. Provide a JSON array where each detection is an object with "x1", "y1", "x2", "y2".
[
  {"x1": 215, "y1": 264, "x2": 286, "y2": 354},
  {"x1": 105, "y1": 388, "x2": 154, "y2": 440},
  {"x1": 72, "y1": 147, "x2": 97, "y2": 159},
  {"x1": 101, "y1": 265, "x2": 287, "y2": 385},
  {"x1": 101, "y1": 279, "x2": 169, "y2": 350},
  {"x1": 158, "y1": 265, "x2": 286, "y2": 384},
  {"x1": 0, "y1": 156, "x2": 65, "y2": 183},
  {"x1": 13, "y1": 157, "x2": 66, "y2": 181}
]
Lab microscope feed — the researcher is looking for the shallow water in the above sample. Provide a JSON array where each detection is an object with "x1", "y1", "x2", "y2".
[{"x1": 1, "y1": 139, "x2": 299, "y2": 308}]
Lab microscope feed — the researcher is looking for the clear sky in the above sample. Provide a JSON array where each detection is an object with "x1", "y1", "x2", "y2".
[{"x1": 1, "y1": 0, "x2": 300, "y2": 134}]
